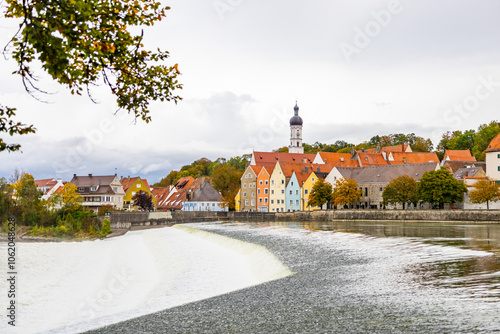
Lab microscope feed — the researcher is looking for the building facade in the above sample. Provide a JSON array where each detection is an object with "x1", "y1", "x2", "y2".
[{"x1": 289, "y1": 103, "x2": 304, "y2": 154}]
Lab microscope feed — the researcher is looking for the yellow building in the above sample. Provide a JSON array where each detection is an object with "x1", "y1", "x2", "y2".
[
  {"x1": 234, "y1": 189, "x2": 241, "y2": 212},
  {"x1": 121, "y1": 177, "x2": 157, "y2": 211},
  {"x1": 301, "y1": 172, "x2": 319, "y2": 211}
]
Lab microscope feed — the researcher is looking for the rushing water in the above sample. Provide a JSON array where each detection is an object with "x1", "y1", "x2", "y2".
[
  {"x1": 0, "y1": 225, "x2": 291, "y2": 334},
  {"x1": 1, "y1": 221, "x2": 500, "y2": 333}
]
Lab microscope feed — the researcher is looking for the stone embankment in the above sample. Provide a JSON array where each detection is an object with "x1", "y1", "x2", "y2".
[{"x1": 109, "y1": 209, "x2": 500, "y2": 231}]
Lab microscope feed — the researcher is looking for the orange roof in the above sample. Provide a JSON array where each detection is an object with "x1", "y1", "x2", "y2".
[
  {"x1": 444, "y1": 150, "x2": 476, "y2": 162},
  {"x1": 278, "y1": 161, "x2": 332, "y2": 186},
  {"x1": 34, "y1": 179, "x2": 62, "y2": 195},
  {"x1": 250, "y1": 165, "x2": 263, "y2": 175},
  {"x1": 390, "y1": 152, "x2": 440, "y2": 165},
  {"x1": 173, "y1": 176, "x2": 195, "y2": 190},
  {"x1": 252, "y1": 151, "x2": 316, "y2": 166},
  {"x1": 258, "y1": 165, "x2": 275, "y2": 178},
  {"x1": 486, "y1": 133, "x2": 500, "y2": 152},
  {"x1": 357, "y1": 152, "x2": 389, "y2": 166},
  {"x1": 317, "y1": 152, "x2": 352, "y2": 166},
  {"x1": 366, "y1": 143, "x2": 410, "y2": 154}
]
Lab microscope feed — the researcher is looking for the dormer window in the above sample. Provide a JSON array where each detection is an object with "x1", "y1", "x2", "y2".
[
  {"x1": 77, "y1": 187, "x2": 84, "y2": 192},
  {"x1": 90, "y1": 186, "x2": 98, "y2": 192}
]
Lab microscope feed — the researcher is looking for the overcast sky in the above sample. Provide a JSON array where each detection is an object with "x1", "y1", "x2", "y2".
[{"x1": 1, "y1": 0, "x2": 500, "y2": 183}]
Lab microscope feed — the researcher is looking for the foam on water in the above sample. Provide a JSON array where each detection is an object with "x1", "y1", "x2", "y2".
[{"x1": 0, "y1": 225, "x2": 292, "y2": 334}]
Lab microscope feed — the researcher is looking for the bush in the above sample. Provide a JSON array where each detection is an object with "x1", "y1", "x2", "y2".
[
  {"x1": 100, "y1": 219, "x2": 111, "y2": 237},
  {"x1": 55, "y1": 225, "x2": 69, "y2": 237}
]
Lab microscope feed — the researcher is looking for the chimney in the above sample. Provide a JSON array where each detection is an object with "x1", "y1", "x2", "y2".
[
  {"x1": 402, "y1": 142, "x2": 405, "y2": 151},
  {"x1": 73, "y1": 174, "x2": 77, "y2": 179},
  {"x1": 89, "y1": 174, "x2": 92, "y2": 177},
  {"x1": 403, "y1": 157, "x2": 407, "y2": 164}
]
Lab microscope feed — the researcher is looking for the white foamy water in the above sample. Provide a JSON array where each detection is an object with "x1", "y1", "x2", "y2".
[{"x1": 0, "y1": 225, "x2": 292, "y2": 334}]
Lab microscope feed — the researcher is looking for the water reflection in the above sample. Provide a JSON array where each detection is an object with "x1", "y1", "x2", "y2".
[{"x1": 251, "y1": 220, "x2": 500, "y2": 300}]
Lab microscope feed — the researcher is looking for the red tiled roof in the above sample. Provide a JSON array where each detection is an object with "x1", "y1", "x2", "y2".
[
  {"x1": 357, "y1": 152, "x2": 389, "y2": 166},
  {"x1": 317, "y1": 152, "x2": 353, "y2": 166},
  {"x1": 486, "y1": 133, "x2": 500, "y2": 152},
  {"x1": 252, "y1": 151, "x2": 316, "y2": 166},
  {"x1": 444, "y1": 150, "x2": 476, "y2": 162},
  {"x1": 390, "y1": 152, "x2": 440, "y2": 164},
  {"x1": 278, "y1": 162, "x2": 332, "y2": 186},
  {"x1": 366, "y1": 143, "x2": 410, "y2": 154}
]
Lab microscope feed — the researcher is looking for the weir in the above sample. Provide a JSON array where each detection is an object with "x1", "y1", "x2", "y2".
[{"x1": 109, "y1": 209, "x2": 500, "y2": 231}]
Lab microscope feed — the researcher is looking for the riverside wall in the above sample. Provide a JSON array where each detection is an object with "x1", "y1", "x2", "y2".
[{"x1": 110, "y1": 210, "x2": 500, "y2": 229}]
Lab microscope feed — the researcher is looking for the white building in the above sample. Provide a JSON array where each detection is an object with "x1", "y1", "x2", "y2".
[{"x1": 486, "y1": 133, "x2": 500, "y2": 181}]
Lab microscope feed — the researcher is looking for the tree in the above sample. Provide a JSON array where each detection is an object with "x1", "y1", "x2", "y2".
[
  {"x1": 468, "y1": 179, "x2": 500, "y2": 210},
  {"x1": 332, "y1": 178, "x2": 362, "y2": 208},
  {"x1": 12, "y1": 173, "x2": 45, "y2": 225},
  {"x1": 382, "y1": 175, "x2": 418, "y2": 209},
  {"x1": 132, "y1": 191, "x2": 154, "y2": 211},
  {"x1": 307, "y1": 179, "x2": 333, "y2": 209},
  {"x1": 417, "y1": 169, "x2": 468, "y2": 209},
  {"x1": 60, "y1": 183, "x2": 81, "y2": 211},
  {"x1": 210, "y1": 164, "x2": 243, "y2": 211},
  {"x1": 472, "y1": 121, "x2": 500, "y2": 161},
  {"x1": 0, "y1": 178, "x2": 14, "y2": 221},
  {"x1": 2, "y1": 0, "x2": 182, "y2": 152},
  {"x1": 1, "y1": 106, "x2": 36, "y2": 152}
]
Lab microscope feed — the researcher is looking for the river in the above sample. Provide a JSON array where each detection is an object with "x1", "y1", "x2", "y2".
[{"x1": 1, "y1": 220, "x2": 500, "y2": 333}]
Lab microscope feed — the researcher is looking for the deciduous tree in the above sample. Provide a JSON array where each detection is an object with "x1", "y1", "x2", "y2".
[
  {"x1": 382, "y1": 175, "x2": 418, "y2": 209},
  {"x1": 332, "y1": 178, "x2": 362, "y2": 208},
  {"x1": 132, "y1": 191, "x2": 154, "y2": 211},
  {"x1": 2, "y1": 0, "x2": 182, "y2": 152},
  {"x1": 210, "y1": 164, "x2": 243, "y2": 211},
  {"x1": 307, "y1": 178, "x2": 332, "y2": 209},
  {"x1": 468, "y1": 179, "x2": 500, "y2": 210},
  {"x1": 417, "y1": 169, "x2": 468, "y2": 209}
]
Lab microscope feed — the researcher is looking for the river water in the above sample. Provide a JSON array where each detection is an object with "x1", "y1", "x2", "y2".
[{"x1": 1, "y1": 221, "x2": 500, "y2": 333}]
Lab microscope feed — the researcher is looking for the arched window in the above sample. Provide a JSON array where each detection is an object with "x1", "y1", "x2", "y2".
[{"x1": 297, "y1": 141, "x2": 299, "y2": 147}]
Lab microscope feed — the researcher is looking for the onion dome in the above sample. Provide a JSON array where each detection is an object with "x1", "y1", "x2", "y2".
[{"x1": 289, "y1": 103, "x2": 303, "y2": 126}]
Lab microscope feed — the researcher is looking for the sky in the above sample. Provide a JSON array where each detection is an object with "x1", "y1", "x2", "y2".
[{"x1": 1, "y1": 0, "x2": 500, "y2": 183}]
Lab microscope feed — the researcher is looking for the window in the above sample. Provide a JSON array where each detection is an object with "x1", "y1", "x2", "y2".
[
  {"x1": 90, "y1": 186, "x2": 98, "y2": 192},
  {"x1": 251, "y1": 200, "x2": 255, "y2": 206},
  {"x1": 132, "y1": 191, "x2": 136, "y2": 196},
  {"x1": 271, "y1": 180, "x2": 274, "y2": 185},
  {"x1": 296, "y1": 190, "x2": 299, "y2": 195},
  {"x1": 271, "y1": 190, "x2": 274, "y2": 194},
  {"x1": 498, "y1": 166, "x2": 500, "y2": 171},
  {"x1": 136, "y1": 184, "x2": 141, "y2": 188},
  {"x1": 281, "y1": 179, "x2": 285, "y2": 184},
  {"x1": 312, "y1": 177, "x2": 315, "y2": 182},
  {"x1": 252, "y1": 192, "x2": 255, "y2": 197},
  {"x1": 113, "y1": 187, "x2": 117, "y2": 192},
  {"x1": 258, "y1": 189, "x2": 261, "y2": 195},
  {"x1": 78, "y1": 187, "x2": 84, "y2": 192},
  {"x1": 265, "y1": 198, "x2": 268, "y2": 203},
  {"x1": 296, "y1": 200, "x2": 299, "y2": 205},
  {"x1": 248, "y1": 173, "x2": 251, "y2": 178},
  {"x1": 264, "y1": 189, "x2": 268, "y2": 194},
  {"x1": 289, "y1": 190, "x2": 292, "y2": 195},
  {"x1": 291, "y1": 182, "x2": 294, "y2": 186},
  {"x1": 245, "y1": 200, "x2": 249, "y2": 205},
  {"x1": 265, "y1": 180, "x2": 268, "y2": 185},
  {"x1": 379, "y1": 187, "x2": 383, "y2": 192},
  {"x1": 281, "y1": 190, "x2": 285, "y2": 194},
  {"x1": 243, "y1": 192, "x2": 247, "y2": 197},
  {"x1": 290, "y1": 200, "x2": 293, "y2": 205},
  {"x1": 498, "y1": 154, "x2": 500, "y2": 158},
  {"x1": 259, "y1": 180, "x2": 263, "y2": 185},
  {"x1": 259, "y1": 198, "x2": 263, "y2": 203},
  {"x1": 305, "y1": 189, "x2": 308, "y2": 195},
  {"x1": 243, "y1": 183, "x2": 246, "y2": 188},
  {"x1": 212, "y1": 203, "x2": 215, "y2": 206},
  {"x1": 271, "y1": 200, "x2": 274, "y2": 204},
  {"x1": 365, "y1": 188, "x2": 368, "y2": 196}
]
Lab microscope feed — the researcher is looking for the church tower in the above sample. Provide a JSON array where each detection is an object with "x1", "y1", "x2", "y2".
[{"x1": 289, "y1": 102, "x2": 304, "y2": 154}]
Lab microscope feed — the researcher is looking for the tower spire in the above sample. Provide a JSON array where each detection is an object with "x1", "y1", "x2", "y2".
[{"x1": 289, "y1": 102, "x2": 304, "y2": 154}]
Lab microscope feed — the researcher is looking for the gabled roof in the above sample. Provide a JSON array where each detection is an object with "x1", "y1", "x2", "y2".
[
  {"x1": 442, "y1": 160, "x2": 485, "y2": 173},
  {"x1": 251, "y1": 151, "x2": 316, "y2": 166},
  {"x1": 356, "y1": 152, "x2": 389, "y2": 167},
  {"x1": 486, "y1": 133, "x2": 500, "y2": 152},
  {"x1": 366, "y1": 143, "x2": 411, "y2": 154},
  {"x1": 389, "y1": 152, "x2": 440, "y2": 165},
  {"x1": 186, "y1": 181, "x2": 222, "y2": 202},
  {"x1": 71, "y1": 174, "x2": 118, "y2": 187},
  {"x1": 316, "y1": 152, "x2": 353, "y2": 166},
  {"x1": 120, "y1": 176, "x2": 151, "y2": 193},
  {"x1": 444, "y1": 150, "x2": 476, "y2": 162},
  {"x1": 258, "y1": 165, "x2": 275, "y2": 179},
  {"x1": 34, "y1": 179, "x2": 60, "y2": 194},
  {"x1": 173, "y1": 176, "x2": 195, "y2": 190},
  {"x1": 335, "y1": 162, "x2": 439, "y2": 184},
  {"x1": 453, "y1": 167, "x2": 484, "y2": 181}
]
